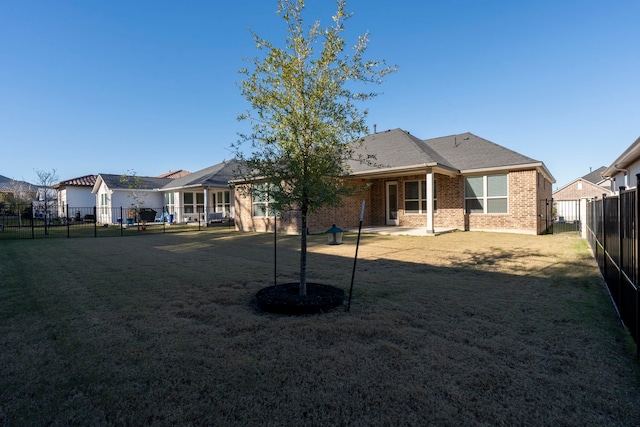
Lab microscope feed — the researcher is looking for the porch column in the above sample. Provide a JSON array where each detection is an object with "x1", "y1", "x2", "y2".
[
  {"x1": 203, "y1": 188, "x2": 209, "y2": 221},
  {"x1": 425, "y1": 171, "x2": 435, "y2": 234}
]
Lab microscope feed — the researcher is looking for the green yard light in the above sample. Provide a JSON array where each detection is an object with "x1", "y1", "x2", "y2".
[{"x1": 325, "y1": 224, "x2": 344, "y2": 245}]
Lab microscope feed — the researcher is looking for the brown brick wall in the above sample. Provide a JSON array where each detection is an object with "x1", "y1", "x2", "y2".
[
  {"x1": 236, "y1": 169, "x2": 550, "y2": 235},
  {"x1": 553, "y1": 180, "x2": 608, "y2": 200}
]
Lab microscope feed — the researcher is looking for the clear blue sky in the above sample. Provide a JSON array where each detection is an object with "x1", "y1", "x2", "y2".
[{"x1": 1, "y1": 0, "x2": 638, "y2": 190}]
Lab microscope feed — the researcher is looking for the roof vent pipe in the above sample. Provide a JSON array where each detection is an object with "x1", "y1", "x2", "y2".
[{"x1": 373, "y1": 124, "x2": 377, "y2": 134}]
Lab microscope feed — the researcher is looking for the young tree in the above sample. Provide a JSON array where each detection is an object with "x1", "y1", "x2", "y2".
[
  {"x1": 233, "y1": 0, "x2": 396, "y2": 296},
  {"x1": 34, "y1": 169, "x2": 58, "y2": 232},
  {"x1": 120, "y1": 169, "x2": 145, "y2": 223}
]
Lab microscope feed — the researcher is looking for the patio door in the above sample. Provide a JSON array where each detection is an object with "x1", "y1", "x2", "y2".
[{"x1": 386, "y1": 181, "x2": 399, "y2": 226}]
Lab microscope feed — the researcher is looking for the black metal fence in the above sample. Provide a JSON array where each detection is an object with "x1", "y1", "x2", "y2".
[
  {"x1": 586, "y1": 185, "x2": 640, "y2": 356},
  {"x1": 0, "y1": 203, "x2": 234, "y2": 240},
  {"x1": 553, "y1": 199, "x2": 581, "y2": 235}
]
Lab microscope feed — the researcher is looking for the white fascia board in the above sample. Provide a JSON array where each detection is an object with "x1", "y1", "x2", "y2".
[
  {"x1": 349, "y1": 163, "x2": 459, "y2": 178},
  {"x1": 462, "y1": 162, "x2": 556, "y2": 183}
]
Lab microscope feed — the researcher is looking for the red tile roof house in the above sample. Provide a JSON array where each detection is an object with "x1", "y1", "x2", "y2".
[
  {"x1": 52, "y1": 175, "x2": 97, "y2": 218},
  {"x1": 233, "y1": 128, "x2": 555, "y2": 235}
]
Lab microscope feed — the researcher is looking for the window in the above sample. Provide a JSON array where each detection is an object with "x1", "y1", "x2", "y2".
[
  {"x1": 252, "y1": 183, "x2": 277, "y2": 217},
  {"x1": 196, "y1": 192, "x2": 204, "y2": 215},
  {"x1": 216, "y1": 190, "x2": 231, "y2": 215},
  {"x1": 465, "y1": 174, "x2": 508, "y2": 214},
  {"x1": 164, "y1": 192, "x2": 175, "y2": 215},
  {"x1": 100, "y1": 193, "x2": 108, "y2": 215},
  {"x1": 404, "y1": 180, "x2": 436, "y2": 214},
  {"x1": 183, "y1": 192, "x2": 194, "y2": 214}
]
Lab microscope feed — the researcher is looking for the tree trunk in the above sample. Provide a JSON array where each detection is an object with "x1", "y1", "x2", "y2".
[{"x1": 299, "y1": 205, "x2": 308, "y2": 296}]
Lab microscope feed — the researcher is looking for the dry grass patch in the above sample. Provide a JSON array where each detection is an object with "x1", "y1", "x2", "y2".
[{"x1": 1, "y1": 229, "x2": 639, "y2": 425}]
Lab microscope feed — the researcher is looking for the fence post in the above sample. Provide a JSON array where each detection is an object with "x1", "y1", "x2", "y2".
[
  {"x1": 93, "y1": 206, "x2": 97, "y2": 237},
  {"x1": 602, "y1": 194, "x2": 607, "y2": 282},
  {"x1": 547, "y1": 198, "x2": 551, "y2": 234},
  {"x1": 31, "y1": 201, "x2": 35, "y2": 239},
  {"x1": 636, "y1": 175, "x2": 640, "y2": 356},
  {"x1": 66, "y1": 204, "x2": 70, "y2": 238},
  {"x1": 619, "y1": 187, "x2": 626, "y2": 305}
]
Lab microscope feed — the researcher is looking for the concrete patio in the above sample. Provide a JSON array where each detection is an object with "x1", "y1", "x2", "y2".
[{"x1": 345, "y1": 226, "x2": 457, "y2": 236}]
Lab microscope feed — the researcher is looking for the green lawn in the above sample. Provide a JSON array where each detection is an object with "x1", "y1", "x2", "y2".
[{"x1": 1, "y1": 229, "x2": 639, "y2": 425}]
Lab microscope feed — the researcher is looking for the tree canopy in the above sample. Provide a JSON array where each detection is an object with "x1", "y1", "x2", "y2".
[{"x1": 233, "y1": 0, "x2": 396, "y2": 295}]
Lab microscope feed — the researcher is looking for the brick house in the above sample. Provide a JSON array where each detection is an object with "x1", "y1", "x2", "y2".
[
  {"x1": 234, "y1": 128, "x2": 555, "y2": 235},
  {"x1": 552, "y1": 167, "x2": 609, "y2": 201},
  {"x1": 552, "y1": 167, "x2": 609, "y2": 223}
]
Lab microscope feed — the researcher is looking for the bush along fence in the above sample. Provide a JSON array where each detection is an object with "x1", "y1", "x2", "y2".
[
  {"x1": 0, "y1": 203, "x2": 234, "y2": 240},
  {"x1": 586, "y1": 180, "x2": 640, "y2": 356}
]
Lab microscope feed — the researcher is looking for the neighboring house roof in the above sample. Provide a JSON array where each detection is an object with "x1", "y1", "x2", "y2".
[
  {"x1": 602, "y1": 135, "x2": 640, "y2": 179},
  {"x1": 349, "y1": 128, "x2": 555, "y2": 182},
  {"x1": 52, "y1": 175, "x2": 97, "y2": 189},
  {"x1": 162, "y1": 160, "x2": 239, "y2": 190},
  {"x1": 581, "y1": 167, "x2": 607, "y2": 185},
  {"x1": 92, "y1": 174, "x2": 173, "y2": 193},
  {"x1": 156, "y1": 170, "x2": 191, "y2": 179},
  {"x1": 552, "y1": 167, "x2": 609, "y2": 197}
]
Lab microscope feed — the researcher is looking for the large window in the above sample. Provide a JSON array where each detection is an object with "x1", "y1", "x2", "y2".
[
  {"x1": 252, "y1": 183, "x2": 277, "y2": 217},
  {"x1": 404, "y1": 180, "x2": 436, "y2": 214},
  {"x1": 465, "y1": 174, "x2": 508, "y2": 214},
  {"x1": 196, "y1": 192, "x2": 205, "y2": 216},
  {"x1": 100, "y1": 193, "x2": 108, "y2": 215},
  {"x1": 164, "y1": 192, "x2": 175, "y2": 215},
  {"x1": 216, "y1": 190, "x2": 231, "y2": 215}
]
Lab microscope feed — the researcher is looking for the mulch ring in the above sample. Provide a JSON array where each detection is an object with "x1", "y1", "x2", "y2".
[{"x1": 256, "y1": 283, "x2": 344, "y2": 315}]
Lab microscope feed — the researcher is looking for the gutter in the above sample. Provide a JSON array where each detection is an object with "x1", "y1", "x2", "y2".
[
  {"x1": 461, "y1": 162, "x2": 556, "y2": 183},
  {"x1": 349, "y1": 162, "x2": 459, "y2": 177}
]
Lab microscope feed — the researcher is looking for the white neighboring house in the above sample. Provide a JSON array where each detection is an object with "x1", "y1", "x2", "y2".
[
  {"x1": 53, "y1": 175, "x2": 97, "y2": 218},
  {"x1": 160, "y1": 160, "x2": 238, "y2": 223},
  {"x1": 602, "y1": 135, "x2": 640, "y2": 192},
  {"x1": 92, "y1": 174, "x2": 172, "y2": 224}
]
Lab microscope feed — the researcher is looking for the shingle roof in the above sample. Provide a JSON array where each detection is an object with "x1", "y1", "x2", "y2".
[
  {"x1": 348, "y1": 129, "x2": 455, "y2": 173},
  {"x1": 426, "y1": 132, "x2": 538, "y2": 171},
  {"x1": 581, "y1": 166, "x2": 607, "y2": 184},
  {"x1": 53, "y1": 175, "x2": 97, "y2": 188},
  {"x1": 156, "y1": 170, "x2": 191, "y2": 179},
  {"x1": 349, "y1": 128, "x2": 546, "y2": 176},
  {"x1": 162, "y1": 160, "x2": 239, "y2": 190},
  {"x1": 98, "y1": 174, "x2": 173, "y2": 190}
]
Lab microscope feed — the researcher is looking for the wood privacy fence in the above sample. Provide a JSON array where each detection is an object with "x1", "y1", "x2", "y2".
[{"x1": 586, "y1": 183, "x2": 640, "y2": 356}]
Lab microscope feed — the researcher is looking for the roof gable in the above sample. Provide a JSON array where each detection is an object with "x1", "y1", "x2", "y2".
[
  {"x1": 96, "y1": 174, "x2": 172, "y2": 191},
  {"x1": 162, "y1": 160, "x2": 239, "y2": 190},
  {"x1": 53, "y1": 175, "x2": 97, "y2": 189}
]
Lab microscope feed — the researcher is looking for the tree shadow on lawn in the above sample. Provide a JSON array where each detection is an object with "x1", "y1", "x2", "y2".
[{"x1": 2, "y1": 231, "x2": 639, "y2": 426}]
